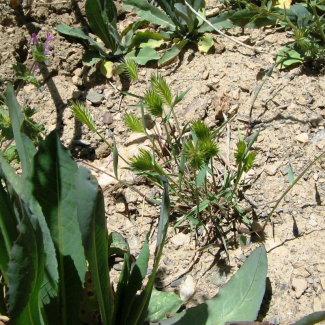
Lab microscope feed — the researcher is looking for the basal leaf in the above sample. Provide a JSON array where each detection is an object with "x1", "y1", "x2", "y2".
[
  {"x1": 123, "y1": 0, "x2": 176, "y2": 31},
  {"x1": 293, "y1": 311, "x2": 325, "y2": 325},
  {"x1": 83, "y1": 49, "x2": 103, "y2": 66},
  {"x1": 31, "y1": 131, "x2": 87, "y2": 325},
  {"x1": 7, "y1": 205, "x2": 45, "y2": 325},
  {"x1": 131, "y1": 31, "x2": 165, "y2": 49},
  {"x1": 85, "y1": 0, "x2": 122, "y2": 53},
  {"x1": 158, "y1": 40, "x2": 188, "y2": 67},
  {"x1": 199, "y1": 12, "x2": 236, "y2": 33},
  {"x1": 156, "y1": 246, "x2": 267, "y2": 325},
  {"x1": 276, "y1": 45, "x2": 304, "y2": 69},
  {"x1": 100, "y1": 60, "x2": 114, "y2": 78},
  {"x1": 5, "y1": 84, "x2": 36, "y2": 179},
  {"x1": 146, "y1": 288, "x2": 183, "y2": 322},
  {"x1": 198, "y1": 35, "x2": 214, "y2": 53},
  {"x1": 56, "y1": 24, "x2": 107, "y2": 57},
  {"x1": 76, "y1": 166, "x2": 113, "y2": 325},
  {"x1": 126, "y1": 47, "x2": 160, "y2": 65}
]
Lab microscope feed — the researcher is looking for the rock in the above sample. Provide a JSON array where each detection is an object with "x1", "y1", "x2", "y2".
[
  {"x1": 237, "y1": 223, "x2": 250, "y2": 234},
  {"x1": 311, "y1": 130, "x2": 325, "y2": 143},
  {"x1": 113, "y1": 264, "x2": 123, "y2": 271},
  {"x1": 98, "y1": 172, "x2": 117, "y2": 187},
  {"x1": 214, "y1": 92, "x2": 231, "y2": 119},
  {"x1": 180, "y1": 275, "x2": 195, "y2": 302},
  {"x1": 103, "y1": 112, "x2": 114, "y2": 125},
  {"x1": 215, "y1": 43, "x2": 225, "y2": 54},
  {"x1": 309, "y1": 113, "x2": 323, "y2": 128},
  {"x1": 316, "y1": 264, "x2": 325, "y2": 273},
  {"x1": 320, "y1": 277, "x2": 325, "y2": 289},
  {"x1": 123, "y1": 187, "x2": 139, "y2": 204},
  {"x1": 116, "y1": 196, "x2": 125, "y2": 213},
  {"x1": 183, "y1": 98, "x2": 208, "y2": 122},
  {"x1": 163, "y1": 259, "x2": 171, "y2": 266},
  {"x1": 127, "y1": 133, "x2": 147, "y2": 146},
  {"x1": 265, "y1": 162, "x2": 281, "y2": 176},
  {"x1": 295, "y1": 133, "x2": 309, "y2": 143},
  {"x1": 96, "y1": 143, "x2": 110, "y2": 158},
  {"x1": 85, "y1": 90, "x2": 104, "y2": 104},
  {"x1": 72, "y1": 90, "x2": 82, "y2": 99},
  {"x1": 201, "y1": 70, "x2": 209, "y2": 80},
  {"x1": 314, "y1": 296, "x2": 322, "y2": 311},
  {"x1": 309, "y1": 219, "x2": 318, "y2": 227},
  {"x1": 292, "y1": 278, "x2": 308, "y2": 298},
  {"x1": 170, "y1": 233, "x2": 190, "y2": 249}
]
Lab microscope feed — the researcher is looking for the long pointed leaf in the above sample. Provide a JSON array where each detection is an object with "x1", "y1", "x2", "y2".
[
  {"x1": 158, "y1": 40, "x2": 188, "y2": 67},
  {"x1": 120, "y1": 239, "x2": 149, "y2": 325},
  {"x1": 31, "y1": 131, "x2": 87, "y2": 325},
  {"x1": 156, "y1": 246, "x2": 267, "y2": 325},
  {"x1": 76, "y1": 166, "x2": 113, "y2": 325},
  {"x1": 293, "y1": 311, "x2": 325, "y2": 325},
  {"x1": 7, "y1": 205, "x2": 45, "y2": 325},
  {"x1": 5, "y1": 84, "x2": 36, "y2": 179},
  {"x1": 123, "y1": 0, "x2": 176, "y2": 31},
  {"x1": 128, "y1": 177, "x2": 170, "y2": 325}
]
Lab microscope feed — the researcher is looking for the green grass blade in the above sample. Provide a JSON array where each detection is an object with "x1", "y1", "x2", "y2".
[
  {"x1": 113, "y1": 140, "x2": 119, "y2": 179},
  {"x1": 31, "y1": 131, "x2": 87, "y2": 325}
]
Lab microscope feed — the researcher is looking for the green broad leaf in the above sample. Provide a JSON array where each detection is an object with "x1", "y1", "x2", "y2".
[
  {"x1": 123, "y1": 20, "x2": 146, "y2": 49},
  {"x1": 7, "y1": 206, "x2": 45, "y2": 325},
  {"x1": 174, "y1": 3, "x2": 195, "y2": 33},
  {"x1": 113, "y1": 253, "x2": 131, "y2": 324},
  {"x1": 28, "y1": 197, "x2": 59, "y2": 325},
  {"x1": 108, "y1": 232, "x2": 130, "y2": 257},
  {"x1": 127, "y1": 177, "x2": 170, "y2": 325},
  {"x1": 3, "y1": 145, "x2": 19, "y2": 163},
  {"x1": 113, "y1": 140, "x2": 118, "y2": 179},
  {"x1": 100, "y1": 60, "x2": 114, "y2": 78},
  {"x1": 146, "y1": 288, "x2": 183, "y2": 322},
  {"x1": 5, "y1": 84, "x2": 36, "y2": 179},
  {"x1": 155, "y1": 246, "x2": 267, "y2": 325},
  {"x1": 56, "y1": 24, "x2": 107, "y2": 58},
  {"x1": 158, "y1": 40, "x2": 188, "y2": 67},
  {"x1": 199, "y1": 12, "x2": 235, "y2": 33},
  {"x1": 131, "y1": 31, "x2": 165, "y2": 49},
  {"x1": 31, "y1": 131, "x2": 87, "y2": 325},
  {"x1": 0, "y1": 179, "x2": 18, "y2": 284},
  {"x1": 83, "y1": 49, "x2": 103, "y2": 66},
  {"x1": 85, "y1": 0, "x2": 122, "y2": 53},
  {"x1": 293, "y1": 311, "x2": 325, "y2": 325},
  {"x1": 126, "y1": 47, "x2": 160, "y2": 65},
  {"x1": 276, "y1": 45, "x2": 304, "y2": 69},
  {"x1": 119, "y1": 240, "x2": 150, "y2": 325},
  {"x1": 76, "y1": 166, "x2": 113, "y2": 325},
  {"x1": 122, "y1": 0, "x2": 176, "y2": 31},
  {"x1": 198, "y1": 35, "x2": 214, "y2": 53}
]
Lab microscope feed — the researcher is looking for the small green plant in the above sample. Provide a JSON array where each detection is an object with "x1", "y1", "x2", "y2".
[
  {"x1": 0, "y1": 82, "x2": 269, "y2": 325},
  {"x1": 213, "y1": 0, "x2": 325, "y2": 68},
  {"x1": 56, "y1": 0, "x2": 160, "y2": 68},
  {"x1": 122, "y1": 0, "x2": 219, "y2": 66}
]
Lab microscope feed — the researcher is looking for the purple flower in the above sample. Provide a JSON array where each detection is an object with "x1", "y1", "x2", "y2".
[
  {"x1": 44, "y1": 32, "x2": 54, "y2": 55},
  {"x1": 30, "y1": 33, "x2": 39, "y2": 44}
]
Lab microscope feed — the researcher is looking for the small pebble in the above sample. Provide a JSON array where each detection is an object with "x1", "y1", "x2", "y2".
[{"x1": 309, "y1": 219, "x2": 318, "y2": 227}]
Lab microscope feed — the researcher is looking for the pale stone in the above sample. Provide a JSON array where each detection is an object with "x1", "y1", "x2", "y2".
[
  {"x1": 180, "y1": 275, "x2": 195, "y2": 302},
  {"x1": 320, "y1": 277, "x2": 325, "y2": 290},
  {"x1": 265, "y1": 162, "x2": 282, "y2": 176},
  {"x1": 314, "y1": 296, "x2": 322, "y2": 311},
  {"x1": 292, "y1": 278, "x2": 308, "y2": 298},
  {"x1": 295, "y1": 133, "x2": 309, "y2": 143},
  {"x1": 171, "y1": 233, "x2": 190, "y2": 249},
  {"x1": 309, "y1": 219, "x2": 318, "y2": 227},
  {"x1": 98, "y1": 172, "x2": 117, "y2": 187}
]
